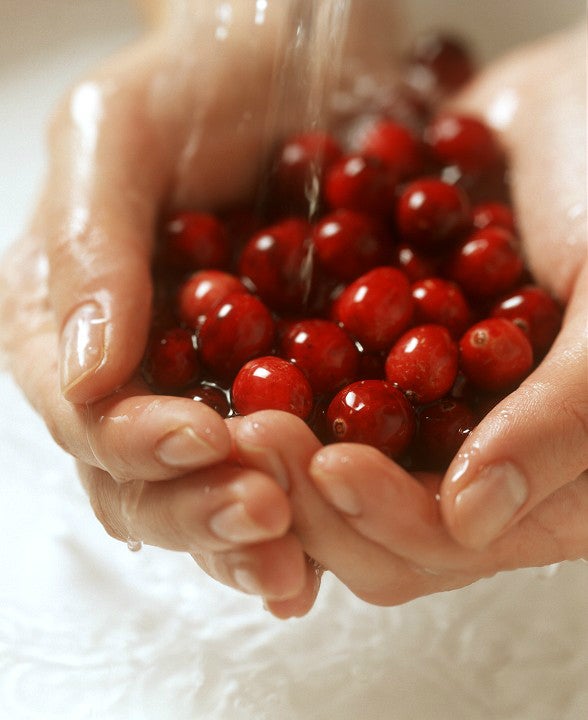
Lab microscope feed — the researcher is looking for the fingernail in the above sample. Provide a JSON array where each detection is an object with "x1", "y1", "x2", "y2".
[
  {"x1": 155, "y1": 426, "x2": 221, "y2": 468},
  {"x1": 232, "y1": 567, "x2": 262, "y2": 594},
  {"x1": 453, "y1": 462, "x2": 528, "y2": 549},
  {"x1": 60, "y1": 301, "x2": 107, "y2": 395},
  {"x1": 209, "y1": 502, "x2": 270, "y2": 543},
  {"x1": 311, "y1": 451, "x2": 362, "y2": 516}
]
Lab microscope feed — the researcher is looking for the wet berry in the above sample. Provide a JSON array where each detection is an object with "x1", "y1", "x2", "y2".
[
  {"x1": 359, "y1": 119, "x2": 424, "y2": 178},
  {"x1": 411, "y1": 277, "x2": 471, "y2": 339},
  {"x1": 162, "y1": 211, "x2": 231, "y2": 271},
  {"x1": 176, "y1": 270, "x2": 247, "y2": 328},
  {"x1": 406, "y1": 32, "x2": 476, "y2": 95},
  {"x1": 416, "y1": 398, "x2": 476, "y2": 468},
  {"x1": 324, "y1": 154, "x2": 397, "y2": 216},
  {"x1": 472, "y1": 201, "x2": 516, "y2": 232},
  {"x1": 143, "y1": 327, "x2": 199, "y2": 391},
  {"x1": 182, "y1": 383, "x2": 231, "y2": 418}
]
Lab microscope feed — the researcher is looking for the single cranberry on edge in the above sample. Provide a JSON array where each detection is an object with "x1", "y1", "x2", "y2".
[
  {"x1": 176, "y1": 270, "x2": 248, "y2": 328},
  {"x1": 232, "y1": 356, "x2": 313, "y2": 419},
  {"x1": 391, "y1": 242, "x2": 437, "y2": 282},
  {"x1": 472, "y1": 201, "x2": 516, "y2": 232},
  {"x1": 332, "y1": 266, "x2": 413, "y2": 352},
  {"x1": 416, "y1": 398, "x2": 476, "y2": 468},
  {"x1": 198, "y1": 292, "x2": 275, "y2": 380},
  {"x1": 324, "y1": 154, "x2": 397, "y2": 216},
  {"x1": 385, "y1": 324, "x2": 458, "y2": 403},
  {"x1": 358, "y1": 119, "x2": 425, "y2": 179},
  {"x1": 411, "y1": 277, "x2": 471, "y2": 339},
  {"x1": 279, "y1": 318, "x2": 359, "y2": 394},
  {"x1": 143, "y1": 327, "x2": 200, "y2": 392},
  {"x1": 459, "y1": 318, "x2": 533, "y2": 392},
  {"x1": 406, "y1": 32, "x2": 476, "y2": 95},
  {"x1": 161, "y1": 211, "x2": 231, "y2": 271},
  {"x1": 182, "y1": 383, "x2": 231, "y2": 418},
  {"x1": 326, "y1": 380, "x2": 416, "y2": 458}
]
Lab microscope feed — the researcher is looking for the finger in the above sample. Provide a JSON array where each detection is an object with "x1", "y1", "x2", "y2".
[
  {"x1": 440, "y1": 268, "x2": 588, "y2": 549},
  {"x1": 262, "y1": 556, "x2": 323, "y2": 619},
  {"x1": 40, "y1": 73, "x2": 167, "y2": 404}
]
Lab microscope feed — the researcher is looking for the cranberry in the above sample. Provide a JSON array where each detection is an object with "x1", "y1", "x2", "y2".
[
  {"x1": 446, "y1": 226, "x2": 524, "y2": 299},
  {"x1": 279, "y1": 319, "x2": 359, "y2": 394},
  {"x1": 312, "y1": 209, "x2": 392, "y2": 283},
  {"x1": 396, "y1": 178, "x2": 470, "y2": 249},
  {"x1": 459, "y1": 318, "x2": 533, "y2": 392},
  {"x1": 416, "y1": 398, "x2": 476, "y2": 468},
  {"x1": 411, "y1": 277, "x2": 471, "y2": 339},
  {"x1": 326, "y1": 380, "x2": 416, "y2": 458},
  {"x1": 358, "y1": 119, "x2": 424, "y2": 178},
  {"x1": 491, "y1": 285, "x2": 563, "y2": 355},
  {"x1": 198, "y1": 292, "x2": 275, "y2": 380},
  {"x1": 472, "y1": 201, "x2": 516, "y2": 232},
  {"x1": 176, "y1": 270, "x2": 247, "y2": 328},
  {"x1": 391, "y1": 242, "x2": 437, "y2": 282},
  {"x1": 182, "y1": 383, "x2": 231, "y2": 418},
  {"x1": 161, "y1": 211, "x2": 231, "y2": 271},
  {"x1": 238, "y1": 218, "x2": 314, "y2": 313},
  {"x1": 143, "y1": 327, "x2": 199, "y2": 391},
  {"x1": 406, "y1": 32, "x2": 476, "y2": 95},
  {"x1": 324, "y1": 154, "x2": 397, "y2": 216},
  {"x1": 425, "y1": 113, "x2": 503, "y2": 177},
  {"x1": 385, "y1": 324, "x2": 458, "y2": 403},
  {"x1": 231, "y1": 356, "x2": 313, "y2": 419},
  {"x1": 332, "y1": 267, "x2": 413, "y2": 352}
]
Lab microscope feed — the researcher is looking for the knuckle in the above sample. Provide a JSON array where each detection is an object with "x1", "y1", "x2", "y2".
[{"x1": 85, "y1": 471, "x2": 127, "y2": 543}]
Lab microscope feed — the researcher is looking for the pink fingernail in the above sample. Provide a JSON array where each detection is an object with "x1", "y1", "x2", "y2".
[{"x1": 60, "y1": 301, "x2": 106, "y2": 395}]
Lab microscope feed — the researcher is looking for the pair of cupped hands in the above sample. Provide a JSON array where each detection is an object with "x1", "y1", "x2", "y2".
[{"x1": 0, "y1": 17, "x2": 586, "y2": 619}]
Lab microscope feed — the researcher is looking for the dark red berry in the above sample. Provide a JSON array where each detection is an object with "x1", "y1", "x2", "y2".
[
  {"x1": 279, "y1": 319, "x2": 359, "y2": 394},
  {"x1": 416, "y1": 398, "x2": 476, "y2": 468},
  {"x1": 324, "y1": 154, "x2": 397, "y2": 216},
  {"x1": 332, "y1": 267, "x2": 413, "y2": 352},
  {"x1": 385, "y1": 324, "x2": 458, "y2": 403},
  {"x1": 459, "y1": 318, "x2": 533, "y2": 392},
  {"x1": 238, "y1": 218, "x2": 314, "y2": 313},
  {"x1": 312, "y1": 209, "x2": 391, "y2": 283},
  {"x1": 232, "y1": 356, "x2": 313, "y2": 419},
  {"x1": 182, "y1": 383, "x2": 231, "y2": 418},
  {"x1": 411, "y1": 277, "x2": 471, "y2": 339},
  {"x1": 446, "y1": 226, "x2": 524, "y2": 299},
  {"x1": 406, "y1": 32, "x2": 475, "y2": 95},
  {"x1": 396, "y1": 177, "x2": 470, "y2": 249},
  {"x1": 176, "y1": 270, "x2": 247, "y2": 328},
  {"x1": 162, "y1": 211, "x2": 231, "y2": 271},
  {"x1": 472, "y1": 202, "x2": 516, "y2": 232},
  {"x1": 358, "y1": 119, "x2": 424, "y2": 178},
  {"x1": 326, "y1": 380, "x2": 416, "y2": 458},
  {"x1": 391, "y1": 242, "x2": 437, "y2": 282},
  {"x1": 143, "y1": 327, "x2": 199, "y2": 391},
  {"x1": 490, "y1": 285, "x2": 562, "y2": 355},
  {"x1": 198, "y1": 292, "x2": 275, "y2": 380}
]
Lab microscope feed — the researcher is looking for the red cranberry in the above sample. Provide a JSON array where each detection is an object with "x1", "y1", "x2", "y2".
[
  {"x1": 182, "y1": 383, "x2": 231, "y2": 418},
  {"x1": 391, "y1": 242, "x2": 437, "y2": 282},
  {"x1": 231, "y1": 356, "x2": 313, "y2": 419},
  {"x1": 238, "y1": 218, "x2": 314, "y2": 314},
  {"x1": 312, "y1": 209, "x2": 392, "y2": 283},
  {"x1": 332, "y1": 267, "x2": 413, "y2": 352},
  {"x1": 396, "y1": 178, "x2": 470, "y2": 249},
  {"x1": 326, "y1": 380, "x2": 416, "y2": 458},
  {"x1": 406, "y1": 32, "x2": 476, "y2": 95},
  {"x1": 459, "y1": 318, "x2": 533, "y2": 392},
  {"x1": 324, "y1": 154, "x2": 397, "y2": 216},
  {"x1": 416, "y1": 398, "x2": 476, "y2": 468},
  {"x1": 358, "y1": 119, "x2": 424, "y2": 178},
  {"x1": 385, "y1": 324, "x2": 458, "y2": 403},
  {"x1": 411, "y1": 277, "x2": 471, "y2": 339},
  {"x1": 198, "y1": 292, "x2": 275, "y2": 380},
  {"x1": 143, "y1": 327, "x2": 199, "y2": 391},
  {"x1": 446, "y1": 226, "x2": 524, "y2": 299},
  {"x1": 176, "y1": 270, "x2": 247, "y2": 328},
  {"x1": 472, "y1": 202, "x2": 516, "y2": 232},
  {"x1": 425, "y1": 113, "x2": 503, "y2": 177},
  {"x1": 490, "y1": 285, "x2": 563, "y2": 355},
  {"x1": 279, "y1": 319, "x2": 359, "y2": 394},
  {"x1": 161, "y1": 211, "x2": 231, "y2": 271}
]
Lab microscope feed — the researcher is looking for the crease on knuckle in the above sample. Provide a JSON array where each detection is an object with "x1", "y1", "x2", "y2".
[{"x1": 86, "y1": 473, "x2": 127, "y2": 543}]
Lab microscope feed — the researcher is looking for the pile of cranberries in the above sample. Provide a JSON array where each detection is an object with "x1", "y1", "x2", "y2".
[{"x1": 142, "y1": 34, "x2": 563, "y2": 471}]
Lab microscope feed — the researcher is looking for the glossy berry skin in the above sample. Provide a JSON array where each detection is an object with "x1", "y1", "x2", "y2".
[
  {"x1": 326, "y1": 380, "x2": 416, "y2": 458},
  {"x1": 391, "y1": 242, "x2": 437, "y2": 282},
  {"x1": 198, "y1": 292, "x2": 275, "y2": 380},
  {"x1": 459, "y1": 318, "x2": 533, "y2": 392},
  {"x1": 162, "y1": 211, "x2": 231, "y2": 271},
  {"x1": 385, "y1": 324, "x2": 458, "y2": 403},
  {"x1": 312, "y1": 209, "x2": 391, "y2": 283},
  {"x1": 143, "y1": 327, "x2": 199, "y2": 391},
  {"x1": 411, "y1": 277, "x2": 471, "y2": 339},
  {"x1": 396, "y1": 178, "x2": 470, "y2": 249},
  {"x1": 279, "y1": 319, "x2": 359, "y2": 394},
  {"x1": 446, "y1": 226, "x2": 524, "y2": 299},
  {"x1": 490, "y1": 285, "x2": 562, "y2": 354},
  {"x1": 238, "y1": 218, "x2": 314, "y2": 313},
  {"x1": 182, "y1": 383, "x2": 231, "y2": 418},
  {"x1": 176, "y1": 270, "x2": 247, "y2": 328},
  {"x1": 416, "y1": 398, "x2": 475, "y2": 468},
  {"x1": 232, "y1": 356, "x2": 313, "y2": 419},
  {"x1": 324, "y1": 154, "x2": 397, "y2": 216},
  {"x1": 407, "y1": 32, "x2": 475, "y2": 94},
  {"x1": 358, "y1": 119, "x2": 424, "y2": 179},
  {"x1": 332, "y1": 267, "x2": 413, "y2": 352},
  {"x1": 472, "y1": 202, "x2": 516, "y2": 232},
  {"x1": 425, "y1": 113, "x2": 503, "y2": 176}
]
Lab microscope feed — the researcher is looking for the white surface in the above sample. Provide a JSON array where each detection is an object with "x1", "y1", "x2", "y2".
[{"x1": 1, "y1": 2, "x2": 587, "y2": 719}]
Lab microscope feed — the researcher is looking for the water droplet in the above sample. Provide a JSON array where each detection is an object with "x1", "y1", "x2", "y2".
[{"x1": 126, "y1": 537, "x2": 143, "y2": 552}]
